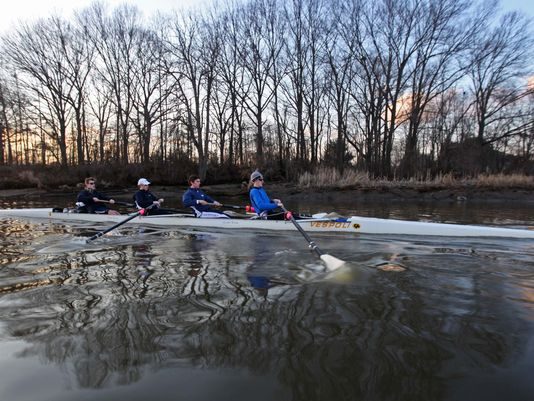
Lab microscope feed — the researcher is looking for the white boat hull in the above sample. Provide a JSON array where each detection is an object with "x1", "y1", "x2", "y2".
[{"x1": 0, "y1": 208, "x2": 533, "y2": 238}]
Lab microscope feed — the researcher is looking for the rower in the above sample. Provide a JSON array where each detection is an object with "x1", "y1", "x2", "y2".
[
  {"x1": 182, "y1": 175, "x2": 229, "y2": 218},
  {"x1": 248, "y1": 170, "x2": 288, "y2": 220},
  {"x1": 76, "y1": 177, "x2": 120, "y2": 215},
  {"x1": 134, "y1": 178, "x2": 175, "y2": 215}
]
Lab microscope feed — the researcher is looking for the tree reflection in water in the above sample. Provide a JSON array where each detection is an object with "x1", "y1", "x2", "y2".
[{"x1": 0, "y1": 219, "x2": 533, "y2": 400}]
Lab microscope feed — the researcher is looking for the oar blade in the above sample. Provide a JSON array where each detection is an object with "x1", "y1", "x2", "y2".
[{"x1": 320, "y1": 254, "x2": 345, "y2": 271}]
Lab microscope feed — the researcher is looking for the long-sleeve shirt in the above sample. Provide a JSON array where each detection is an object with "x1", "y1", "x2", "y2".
[
  {"x1": 249, "y1": 187, "x2": 279, "y2": 215},
  {"x1": 134, "y1": 189, "x2": 159, "y2": 209},
  {"x1": 76, "y1": 189, "x2": 110, "y2": 214},
  {"x1": 182, "y1": 188, "x2": 215, "y2": 212}
]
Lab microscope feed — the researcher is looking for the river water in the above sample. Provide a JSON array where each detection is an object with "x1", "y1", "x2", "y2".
[{"x1": 0, "y1": 195, "x2": 533, "y2": 401}]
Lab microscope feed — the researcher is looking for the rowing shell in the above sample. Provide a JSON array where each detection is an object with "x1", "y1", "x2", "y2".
[{"x1": 0, "y1": 208, "x2": 533, "y2": 238}]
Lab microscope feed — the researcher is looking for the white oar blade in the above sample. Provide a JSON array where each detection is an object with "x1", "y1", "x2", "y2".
[{"x1": 320, "y1": 254, "x2": 345, "y2": 271}]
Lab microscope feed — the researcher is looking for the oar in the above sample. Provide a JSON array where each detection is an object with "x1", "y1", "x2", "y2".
[
  {"x1": 222, "y1": 204, "x2": 246, "y2": 209},
  {"x1": 280, "y1": 206, "x2": 345, "y2": 272},
  {"x1": 155, "y1": 207, "x2": 195, "y2": 215},
  {"x1": 114, "y1": 201, "x2": 135, "y2": 207},
  {"x1": 98, "y1": 200, "x2": 135, "y2": 207},
  {"x1": 207, "y1": 203, "x2": 245, "y2": 209},
  {"x1": 86, "y1": 204, "x2": 155, "y2": 243}
]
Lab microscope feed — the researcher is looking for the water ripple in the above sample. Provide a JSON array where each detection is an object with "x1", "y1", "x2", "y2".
[{"x1": 1, "y1": 208, "x2": 534, "y2": 400}]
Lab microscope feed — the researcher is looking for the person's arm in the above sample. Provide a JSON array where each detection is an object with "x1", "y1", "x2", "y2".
[
  {"x1": 150, "y1": 192, "x2": 163, "y2": 206},
  {"x1": 204, "y1": 193, "x2": 214, "y2": 203},
  {"x1": 203, "y1": 193, "x2": 221, "y2": 206},
  {"x1": 77, "y1": 190, "x2": 101, "y2": 206},
  {"x1": 250, "y1": 189, "x2": 278, "y2": 212},
  {"x1": 153, "y1": 192, "x2": 164, "y2": 204},
  {"x1": 94, "y1": 191, "x2": 114, "y2": 203}
]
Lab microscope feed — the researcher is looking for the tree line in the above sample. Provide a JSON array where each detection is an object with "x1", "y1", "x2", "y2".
[{"x1": 0, "y1": 0, "x2": 533, "y2": 182}]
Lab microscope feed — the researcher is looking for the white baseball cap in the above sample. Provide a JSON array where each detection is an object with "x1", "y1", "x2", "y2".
[{"x1": 137, "y1": 178, "x2": 151, "y2": 186}]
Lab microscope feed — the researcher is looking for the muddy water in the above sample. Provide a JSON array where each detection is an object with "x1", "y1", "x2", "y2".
[{"x1": 0, "y1": 196, "x2": 533, "y2": 401}]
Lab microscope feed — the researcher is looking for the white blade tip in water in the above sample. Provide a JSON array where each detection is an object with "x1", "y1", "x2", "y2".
[{"x1": 320, "y1": 254, "x2": 345, "y2": 271}]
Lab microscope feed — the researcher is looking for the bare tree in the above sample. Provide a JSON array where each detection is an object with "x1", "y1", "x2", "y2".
[
  {"x1": 400, "y1": 0, "x2": 476, "y2": 177},
  {"x1": 282, "y1": 0, "x2": 307, "y2": 162},
  {"x1": 3, "y1": 17, "x2": 80, "y2": 166},
  {"x1": 280, "y1": 0, "x2": 328, "y2": 167},
  {"x1": 86, "y1": 73, "x2": 113, "y2": 162},
  {"x1": 60, "y1": 19, "x2": 95, "y2": 164},
  {"x1": 0, "y1": 0, "x2": 533, "y2": 180},
  {"x1": 467, "y1": 8, "x2": 534, "y2": 169},
  {"x1": 0, "y1": 78, "x2": 11, "y2": 164},
  {"x1": 323, "y1": 0, "x2": 357, "y2": 173},
  {"x1": 339, "y1": 0, "x2": 386, "y2": 175},
  {"x1": 165, "y1": 10, "x2": 221, "y2": 179},
  {"x1": 78, "y1": 3, "x2": 141, "y2": 164},
  {"x1": 217, "y1": 3, "x2": 247, "y2": 166},
  {"x1": 356, "y1": 0, "x2": 431, "y2": 177},
  {"x1": 129, "y1": 25, "x2": 172, "y2": 164},
  {"x1": 515, "y1": 90, "x2": 534, "y2": 168},
  {"x1": 237, "y1": 0, "x2": 283, "y2": 165}
]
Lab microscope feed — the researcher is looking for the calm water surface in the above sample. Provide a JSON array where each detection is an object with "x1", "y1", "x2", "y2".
[{"x1": 0, "y1": 196, "x2": 533, "y2": 401}]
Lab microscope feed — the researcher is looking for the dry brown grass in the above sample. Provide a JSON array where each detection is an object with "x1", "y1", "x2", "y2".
[
  {"x1": 298, "y1": 167, "x2": 371, "y2": 189},
  {"x1": 469, "y1": 173, "x2": 534, "y2": 188},
  {"x1": 297, "y1": 168, "x2": 534, "y2": 190}
]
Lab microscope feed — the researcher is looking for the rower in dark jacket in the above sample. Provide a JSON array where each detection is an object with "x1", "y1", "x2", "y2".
[
  {"x1": 76, "y1": 177, "x2": 120, "y2": 215},
  {"x1": 182, "y1": 175, "x2": 228, "y2": 218},
  {"x1": 134, "y1": 178, "x2": 174, "y2": 215}
]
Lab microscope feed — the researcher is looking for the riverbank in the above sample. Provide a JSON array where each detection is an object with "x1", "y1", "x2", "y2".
[
  {"x1": 1, "y1": 165, "x2": 532, "y2": 203},
  {"x1": 1, "y1": 182, "x2": 532, "y2": 204}
]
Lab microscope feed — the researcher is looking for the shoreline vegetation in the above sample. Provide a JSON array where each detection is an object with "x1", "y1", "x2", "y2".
[
  {"x1": 1, "y1": 1, "x2": 532, "y2": 190},
  {"x1": 1, "y1": 166, "x2": 532, "y2": 203}
]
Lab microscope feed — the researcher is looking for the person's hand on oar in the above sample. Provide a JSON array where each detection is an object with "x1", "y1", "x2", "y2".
[
  {"x1": 200, "y1": 200, "x2": 221, "y2": 206},
  {"x1": 280, "y1": 206, "x2": 345, "y2": 272},
  {"x1": 86, "y1": 204, "x2": 156, "y2": 243}
]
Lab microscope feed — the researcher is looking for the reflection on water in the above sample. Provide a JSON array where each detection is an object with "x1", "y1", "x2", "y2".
[{"x1": 0, "y1": 201, "x2": 534, "y2": 401}]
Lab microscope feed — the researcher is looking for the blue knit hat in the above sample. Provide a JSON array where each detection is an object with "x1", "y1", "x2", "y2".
[{"x1": 250, "y1": 170, "x2": 263, "y2": 182}]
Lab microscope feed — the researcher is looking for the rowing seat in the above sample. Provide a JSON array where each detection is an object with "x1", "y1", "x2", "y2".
[{"x1": 190, "y1": 206, "x2": 230, "y2": 219}]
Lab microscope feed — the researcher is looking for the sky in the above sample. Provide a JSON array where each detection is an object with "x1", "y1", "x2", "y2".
[
  {"x1": 0, "y1": 0, "x2": 532, "y2": 33},
  {"x1": 503, "y1": 0, "x2": 534, "y2": 17},
  {"x1": 0, "y1": 0, "x2": 208, "y2": 32}
]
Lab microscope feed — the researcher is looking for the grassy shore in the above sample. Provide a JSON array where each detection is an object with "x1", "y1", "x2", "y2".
[
  {"x1": 292, "y1": 169, "x2": 534, "y2": 203},
  {"x1": 0, "y1": 165, "x2": 532, "y2": 203},
  {"x1": 297, "y1": 168, "x2": 534, "y2": 191}
]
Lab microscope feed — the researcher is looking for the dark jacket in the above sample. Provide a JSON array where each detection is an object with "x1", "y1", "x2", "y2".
[
  {"x1": 134, "y1": 189, "x2": 159, "y2": 209},
  {"x1": 76, "y1": 189, "x2": 110, "y2": 214},
  {"x1": 182, "y1": 188, "x2": 215, "y2": 212}
]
